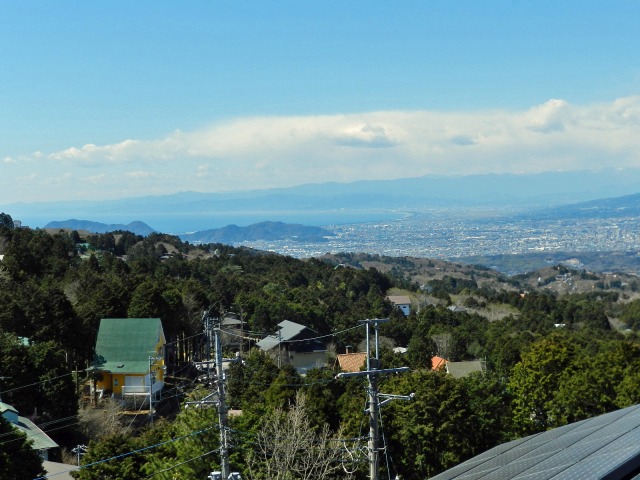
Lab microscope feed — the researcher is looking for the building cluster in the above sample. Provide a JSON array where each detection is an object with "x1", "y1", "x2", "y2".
[{"x1": 233, "y1": 213, "x2": 640, "y2": 262}]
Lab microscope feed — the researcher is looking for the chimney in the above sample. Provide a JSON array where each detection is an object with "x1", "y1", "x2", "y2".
[{"x1": 345, "y1": 345, "x2": 353, "y2": 354}]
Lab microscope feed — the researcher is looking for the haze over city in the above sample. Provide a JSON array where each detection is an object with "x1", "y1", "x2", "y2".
[{"x1": 2, "y1": 2, "x2": 640, "y2": 206}]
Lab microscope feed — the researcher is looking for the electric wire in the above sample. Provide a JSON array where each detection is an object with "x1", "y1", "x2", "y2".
[
  {"x1": 8, "y1": 321, "x2": 377, "y2": 477},
  {"x1": 219, "y1": 323, "x2": 361, "y2": 343},
  {"x1": 32, "y1": 425, "x2": 218, "y2": 480},
  {"x1": 143, "y1": 448, "x2": 220, "y2": 478},
  {"x1": 1, "y1": 371, "x2": 75, "y2": 395}
]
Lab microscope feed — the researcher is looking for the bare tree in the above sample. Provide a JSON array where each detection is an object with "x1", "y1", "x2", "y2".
[
  {"x1": 78, "y1": 398, "x2": 125, "y2": 441},
  {"x1": 248, "y1": 391, "x2": 347, "y2": 480}
]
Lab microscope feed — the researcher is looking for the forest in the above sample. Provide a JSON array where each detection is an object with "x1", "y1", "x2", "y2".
[{"x1": 2, "y1": 212, "x2": 640, "y2": 479}]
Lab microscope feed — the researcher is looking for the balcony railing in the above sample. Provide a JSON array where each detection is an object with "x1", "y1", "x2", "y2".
[{"x1": 122, "y1": 381, "x2": 164, "y2": 396}]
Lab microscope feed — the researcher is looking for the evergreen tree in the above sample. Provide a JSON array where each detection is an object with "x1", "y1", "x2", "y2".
[{"x1": 0, "y1": 415, "x2": 45, "y2": 480}]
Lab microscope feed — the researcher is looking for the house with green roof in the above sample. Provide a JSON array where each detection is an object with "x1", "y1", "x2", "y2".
[{"x1": 92, "y1": 318, "x2": 165, "y2": 401}]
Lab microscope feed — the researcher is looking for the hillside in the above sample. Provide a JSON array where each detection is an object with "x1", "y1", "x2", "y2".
[
  {"x1": 180, "y1": 221, "x2": 335, "y2": 243},
  {"x1": 4, "y1": 224, "x2": 640, "y2": 478},
  {"x1": 319, "y1": 251, "x2": 640, "y2": 298}
]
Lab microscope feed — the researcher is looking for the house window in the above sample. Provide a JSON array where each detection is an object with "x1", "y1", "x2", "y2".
[{"x1": 113, "y1": 378, "x2": 119, "y2": 387}]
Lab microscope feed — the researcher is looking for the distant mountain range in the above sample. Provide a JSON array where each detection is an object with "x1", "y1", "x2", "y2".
[
  {"x1": 45, "y1": 219, "x2": 157, "y2": 236},
  {"x1": 6, "y1": 168, "x2": 640, "y2": 233},
  {"x1": 521, "y1": 192, "x2": 640, "y2": 220},
  {"x1": 44, "y1": 219, "x2": 334, "y2": 243}
]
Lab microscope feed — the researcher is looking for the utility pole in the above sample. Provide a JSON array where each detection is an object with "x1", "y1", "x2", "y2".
[
  {"x1": 336, "y1": 319, "x2": 413, "y2": 480},
  {"x1": 148, "y1": 355, "x2": 161, "y2": 424},
  {"x1": 203, "y1": 311, "x2": 214, "y2": 384},
  {"x1": 72, "y1": 444, "x2": 87, "y2": 466},
  {"x1": 195, "y1": 310, "x2": 244, "y2": 480},
  {"x1": 213, "y1": 315, "x2": 230, "y2": 479}
]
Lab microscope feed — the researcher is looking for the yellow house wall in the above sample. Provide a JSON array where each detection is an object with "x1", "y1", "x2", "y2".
[
  {"x1": 96, "y1": 373, "x2": 128, "y2": 394},
  {"x1": 96, "y1": 373, "x2": 111, "y2": 393},
  {"x1": 154, "y1": 337, "x2": 165, "y2": 382},
  {"x1": 111, "y1": 374, "x2": 125, "y2": 395}
]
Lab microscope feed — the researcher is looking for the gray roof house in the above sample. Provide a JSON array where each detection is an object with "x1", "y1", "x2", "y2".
[
  {"x1": 387, "y1": 295, "x2": 412, "y2": 316},
  {"x1": 257, "y1": 320, "x2": 327, "y2": 374},
  {"x1": 0, "y1": 401, "x2": 59, "y2": 460}
]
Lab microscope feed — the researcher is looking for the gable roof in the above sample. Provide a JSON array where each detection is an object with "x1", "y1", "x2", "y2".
[
  {"x1": 0, "y1": 401, "x2": 18, "y2": 415},
  {"x1": 336, "y1": 352, "x2": 368, "y2": 373},
  {"x1": 16, "y1": 415, "x2": 59, "y2": 451},
  {"x1": 447, "y1": 305, "x2": 467, "y2": 312},
  {"x1": 1, "y1": 402, "x2": 58, "y2": 452},
  {"x1": 431, "y1": 403, "x2": 640, "y2": 480},
  {"x1": 432, "y1": 355, "x2": 447, "y2": 371},
  {"x1": 257, "y1": 320, "x2": 321, "y2": 351},
  {"x1": 387, "y1": 295, "x2": 411, "y2": 305},
  {"x1": 94, "y1": 318, "x2": 165, "y2": 374}
]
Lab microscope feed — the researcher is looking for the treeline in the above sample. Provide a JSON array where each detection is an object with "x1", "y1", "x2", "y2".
[{"x1": 2, "y1": 216, "x2": 640, "y2": 478}]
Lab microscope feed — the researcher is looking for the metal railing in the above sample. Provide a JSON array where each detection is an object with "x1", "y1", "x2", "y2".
[{"x1": 121, "y1": 381, "x2": 164, "y2": 396}]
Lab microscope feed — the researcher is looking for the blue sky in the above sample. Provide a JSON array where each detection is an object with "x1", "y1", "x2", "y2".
[{"x1": 1, "y1": 1, "x2": 640, "y2": 204}]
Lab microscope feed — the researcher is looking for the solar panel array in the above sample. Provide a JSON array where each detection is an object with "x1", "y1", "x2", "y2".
[{"x1": 430, "y1": 404, "x2": 640, "y2": 479}]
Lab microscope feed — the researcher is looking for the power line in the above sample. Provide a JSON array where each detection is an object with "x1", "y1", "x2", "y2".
[
  {"x1": 144, "y1": 448, "x2": 220, "y2": 478},
  {"x1": 32, "y1": 425, "x2": 218, "y2": 480},
  {"x1": 336, "y1": 319, "x2": 412, "y2": 480},
  {"x1": 219, "y1": 323, "x2": 361, "y2": 344},
  {"x1": 1, "y1": 371, "x2": 74, "y2": 395}
]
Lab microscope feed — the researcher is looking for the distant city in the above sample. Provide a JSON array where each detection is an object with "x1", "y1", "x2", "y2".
[{"x1": 236, "y1": 209, "x2": 640, "y2": 262}]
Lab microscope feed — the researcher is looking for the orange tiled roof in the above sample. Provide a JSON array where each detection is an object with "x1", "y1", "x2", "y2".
[
  {"x1": 336, "y1": 352, "x2": 368, "y2": 373},
  {"x1": 432, "y1": 355, "x2": 447, "y2": 371}
]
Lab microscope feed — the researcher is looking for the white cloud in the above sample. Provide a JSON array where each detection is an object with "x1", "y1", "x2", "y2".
[
  {"x1": 86, "y1": 174, "x2": 106, "y2": 184},
  {"x1": 125, "y1": 171, "x2": 153, "y2": 179},
  {"x1": 521, "y1": 98, "x2": 570, "y2": 133},
  {"x1": 5, "y1": 96, "x2": 640, "y2": 202},
  {"x1": 196, "y1": 164, "x2": 209, "y2": 178}
]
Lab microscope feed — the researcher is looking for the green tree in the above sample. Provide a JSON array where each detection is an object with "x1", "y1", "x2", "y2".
[
  {"x1": 72, "y1": 433, "x2": 147, "y2": 480},
  {"x1": 385, "y1": 370, "x2": 478, "y2": 479},
  {"x1": 0, "y1": 212, "x2": 14, "y2": 229},
  {"x1": 141, "y1": 403, "x2": 220, "y2": 479},
  {"x1": 508, "y1": 335, "x2": 579, "y2": 435},
  {"x1": 0, "y1": 415, "x2": 45, "y2": 480},
  {"x1": 227, "y1": 349, "x2": 279, "y2": 411}
]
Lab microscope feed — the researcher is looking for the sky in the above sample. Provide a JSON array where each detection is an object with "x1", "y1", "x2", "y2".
[{"x1": 1, "y1": 1, "x2": 640, "y2": 204}]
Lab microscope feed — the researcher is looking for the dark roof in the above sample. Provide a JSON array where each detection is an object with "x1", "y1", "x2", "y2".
[
  {"x1": 257, "y1": 320, "x2": 325, "y2": 352},
  {"x1": 430, "y1": 404, "x2": 640, "y2": 480},
  {"x1": 93, "y1": 318, "x2": 164, "y2": 374}
]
